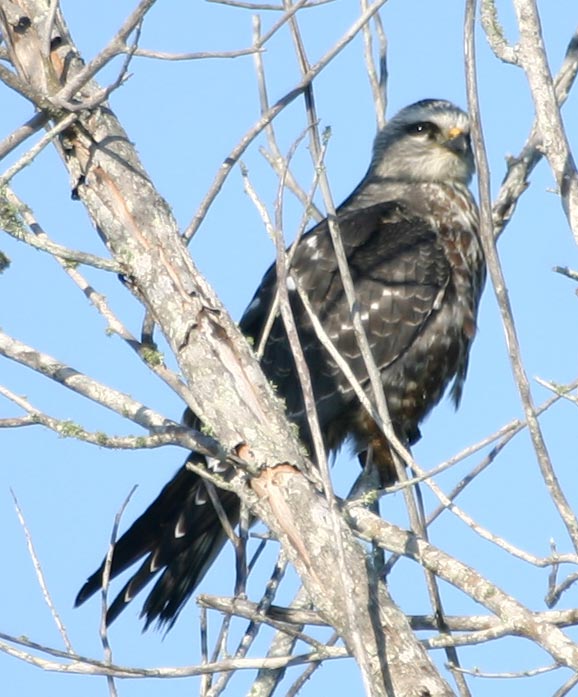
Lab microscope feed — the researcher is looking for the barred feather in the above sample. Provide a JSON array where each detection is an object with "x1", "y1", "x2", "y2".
[{"x1": 76, "y1": 99, "x2": 485, "y2": 629}]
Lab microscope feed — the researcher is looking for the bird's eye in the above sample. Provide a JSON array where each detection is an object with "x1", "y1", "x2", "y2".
[{"x1": 407, "y1": 121, "x2": 438, "y2": 138}]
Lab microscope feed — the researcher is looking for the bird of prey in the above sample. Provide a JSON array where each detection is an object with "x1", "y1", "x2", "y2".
[{"x1": 76, "y1": 99, "x2": 485, "y2": 629}]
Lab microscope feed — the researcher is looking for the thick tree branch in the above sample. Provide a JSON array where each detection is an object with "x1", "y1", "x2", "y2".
[{"x1": 349, "y1": 505, "x2": 578, "y2": 671}]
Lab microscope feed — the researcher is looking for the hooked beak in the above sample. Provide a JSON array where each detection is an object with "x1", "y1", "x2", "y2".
[{"x1": 445, "y1": 126, "x2": 471, "y2": 155}]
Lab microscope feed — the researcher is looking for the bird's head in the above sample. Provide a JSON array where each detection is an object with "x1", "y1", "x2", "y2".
[{"x1": 370, "y1": 99, "x2": 475, "y2": 185}]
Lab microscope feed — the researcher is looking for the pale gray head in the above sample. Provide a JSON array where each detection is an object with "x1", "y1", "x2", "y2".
[{"x1": 370, "y1": 99, "x2": 474, "y2": 185}]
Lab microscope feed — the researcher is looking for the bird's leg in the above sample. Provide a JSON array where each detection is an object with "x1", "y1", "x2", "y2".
[
  {"x1": 353, "y1": 445, "x2": 387, "y2": 580},
  {"x1": 349, "y1": 444, "x2": 382, "y2": 505},
  {"x1": 234, "y1": 501, "x2": 250, "y2": 597}
]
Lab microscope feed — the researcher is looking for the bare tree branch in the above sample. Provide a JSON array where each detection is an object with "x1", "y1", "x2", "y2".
[
  {"x1": 0, "y1": 111, "x2": 49, "y2": 161},
  {"x1": 492, "y1": 28, "x2": 578, "y2": 237},
  {"x1": 349, "y1": 505, "x2": 578, "y2": 671},
  {"x1": 0, "y1": 4, "x2": 454, "y2": 693},
  {"x1": 465, "y1": 0, "x2": 578, "y2": 558},
  {"x1": 11, "y1": 491, "x2": 73, "y2": 652},
  {"x1": 183, "y1": 0, "x2": 389, "y2": 241},
  {"x1": 2, "y1": 2, "x2": 577, "y2": 694},
  {"x1": 512, "y1": 1, "x2": 578, "y2": 242},
  {"x1": 1, "y1": 187, "x2": 121, "y2": 272}
]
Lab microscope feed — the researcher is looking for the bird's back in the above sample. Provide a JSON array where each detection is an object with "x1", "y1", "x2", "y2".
[{"x1": 242, "y1": 181, "x2": 483, "y2": 474}]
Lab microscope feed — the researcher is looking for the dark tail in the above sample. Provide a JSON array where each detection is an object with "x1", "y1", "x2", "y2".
[{"x1": 75, "y1": 453, "x2": 240, "y2": 630}]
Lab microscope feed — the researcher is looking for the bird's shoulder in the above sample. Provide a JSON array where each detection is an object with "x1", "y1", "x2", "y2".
[{"x1": 239, "y1": 200, "x2": 449, "y2": 340}]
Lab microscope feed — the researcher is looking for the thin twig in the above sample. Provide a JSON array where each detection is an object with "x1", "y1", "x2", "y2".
[
  {"x1": 0, "y1": 329, "x2": 226, "y2": 459},
  {"x1": 359, "y1": 0, "x2": 387, "y2": 129},
  {"x1": 198, "y1": 596, "x2": 578, "y2": 634},
  {"x1": 480, "y1": 0, "x2": 518, "y2": 64},
  {"x1": 382, "y1": 380, "x2": 578, "y2": 578},
  {"x1": 10, "y1": 491, "x2": 73, "y2": 652},
  {"x1": 0, "y1": 632, "x2": 346, "y2": 677},
  {"x1": 286, "y1": 632, "x2": 340, "y2": 696},
  {"x1": 124, "y1": 46, "x2": 261, "y2": 60},
  {"x1": 2, "y1": 186, "x2": 216, "y2": 422},
  {"x1": 512, "y1": 0, "x2": 578, "y2": 242},
  {"x1": 183, "y1": 0, "x2": 389, "y2": 241},
  {"x1": 0, "y1": 112, "x2": 78, "y2": 185},
  {"x1": 554, "y1": 672, "x2": 578, "y2": 697},
  {"x1": 451, "y1": 662, "x2": 558, "y2": 680},
  {"x1": 254, "y1": 135, "x2": 329, "y2": 359},
  {"x1": 200, "y1": 606, "x2": 211, "y2": 696},
  {"x1": 424, "y1": 378, "x2": 578, "y2": 529},
  {"x1": 98, "y1": 488, "x2": 137, "y2": 697},
  {"x1": 205, "y1": 554, "x2": 289, "y2": 697},
  {"x1": 492, "y1": 28, "x2": 578, "y2": 237},
  {"x1": 0, "y1": 384, "x2": 203, "y2": 450},
  {"x1": 252, "y1": 15, "x2": 323, "y2": 221},
  {"x1": 466, "y1": 0, "x2": 578, "y2": 557},
  {"x1": 1, "y1": 187, "x2": 119, "y2": 271},
  {"x1": 41, "y1": 0, "x2": 59, "y2": 59},
  {"x1": 208, "y1": 0, "x2": 332, "y2": 8},
  {"x1": 52, "y1": 0, "x2": 155, "y2": 107},
  {"x1": 247, "y1": 585, "x2": 315, "y2": 696},
  {"x1": 553, "y1": 265, "x2": 578, "y2": 283},
  {"x1": 0, "y1": 62, "x2": 53, "y2": 110},
  {"x1": 0, "y1": 111, "x2": 49, "y2": 162},
  {"x1": 546, "y1": 570, "x2": 578, "y2": 608}
]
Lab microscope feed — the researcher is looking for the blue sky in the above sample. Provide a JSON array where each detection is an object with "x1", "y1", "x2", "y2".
[{"x1": 1, "y1": 1, "x2": 578, "y2": 695}]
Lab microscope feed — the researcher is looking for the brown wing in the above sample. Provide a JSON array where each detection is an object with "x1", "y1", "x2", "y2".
[
  {"x1": 77, "y1": 202, "x2": 472, "y2": 629},
  {"x1": 241, "y1": 201, "x2": 451, "y2": 453}
]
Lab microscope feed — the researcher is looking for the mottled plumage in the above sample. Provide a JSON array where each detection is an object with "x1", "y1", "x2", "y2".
[{"x1": 76, "y1": 99, "x2": 485, "y2": 629}]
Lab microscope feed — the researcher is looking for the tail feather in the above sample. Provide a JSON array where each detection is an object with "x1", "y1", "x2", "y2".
[
  {"x1": 141, "y1": 522, "x2": 231, "y2": 629},
  {"x1": 75, "y1": 453, "x2": 240, "y2": 629}
]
